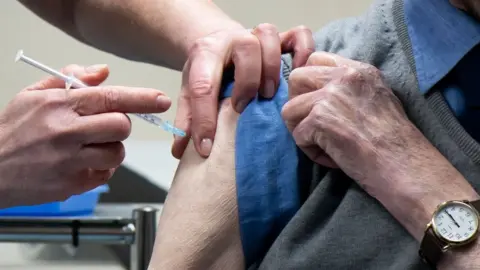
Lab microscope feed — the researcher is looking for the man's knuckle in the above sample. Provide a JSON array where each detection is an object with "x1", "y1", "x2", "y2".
[
  {"x1": 342, "y1": 67, "x2": 363, "y2": 83},
  {"x1": 289, "y1": 74, "x2": 310, "y2": 95},
  {"x1": 20, "y1": 92, "x2": 44, "y2": 107},
  {"x1": 308, "y1": 103, "x2": 327, "y2": 129},
  {"x1": 189, "y1": 80, "x2": 214, "y2": 98},
  {"x1": 365, "y1": 65, "x2": 383, "y2": 79},
  {"x1": 45, "y1": 90, "x2": 68, "y2": 106},
  {"x1": 235, "y1": 34, "x2": 260, "y2": 51},
  {"x1": 325, "y1": 84, "x2": 346, "y2": 103},
  {"x1": 196, "y1": 117, "x2": 216, "y2": 131},
  {"x1": 255, "y1": 23, "x2": 278, "y2": 35},
  {"x1": 103, "y1": 88, "x2": 121, "y2": 111},
  {"x1": 335, "y1": 127, "x2": 355, "y2": 144},
  {"x1": 310, "y1": 51, "x2": 329, "y2": 62},
  {"x1": 294, "y1": 25, "x2": 312, "y2": 34},
  {"x1": 47, "y1": 117, "x2": 83, "y2": 145},
  {"x1": 47, "y1": 125, "x2": 68, "y2": 142},
  {"x1": 359, "y1": 62, "x2": 371, "y2": 69},
  {"x1": 289, "y1": 67, "x2": 318, "y2": 93},
  {"x1": 288, "y1": 71, "x2": 302, "y2": 91},
  {"x1": 288, "y1": 68, "x2": 304, "y2": 83},
  {"x1": 190, "y1": 36, "x2": 219, "y2": 55},
  {"x1": 311, "y1": 101, "x2": 326, "y2": 117}
]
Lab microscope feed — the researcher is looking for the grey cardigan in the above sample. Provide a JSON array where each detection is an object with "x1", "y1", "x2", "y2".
[{"x1": 255, "y1": 0, "x2": 480, "y2": 269}]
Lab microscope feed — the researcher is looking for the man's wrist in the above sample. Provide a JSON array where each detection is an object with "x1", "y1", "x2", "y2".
[
  {"x1": 393, "y1": 181, "x2": 479, "y2": 241},
  {"x1": 378, "y1": 155, "x2": 480, "y2": 269},
  {"x1": 372, "y1": 123, "x2": 479, "y2": 240}
]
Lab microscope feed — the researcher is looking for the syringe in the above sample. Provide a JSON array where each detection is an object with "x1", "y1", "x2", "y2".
[{"x1": 15, "y1": 50, "x2": 186, "y2": 137}]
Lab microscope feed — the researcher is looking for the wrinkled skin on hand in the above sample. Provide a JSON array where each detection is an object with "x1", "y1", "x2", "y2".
[
  {"x1": 0, "y1": 65, "x2": 171, "y2": 207},
  {"x1": 172, "y1": 24, "x2": 315, "y2": 159},
  {"x1": 282, "y1": 52, "x2": 421, "y2": 197}
]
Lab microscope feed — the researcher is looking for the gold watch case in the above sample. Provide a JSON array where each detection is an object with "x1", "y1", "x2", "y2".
[{"x1": 427, "y1": 200, "x2": 480, "y2": 249}]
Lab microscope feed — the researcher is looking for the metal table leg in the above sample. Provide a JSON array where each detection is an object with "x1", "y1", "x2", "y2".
[
  {"x1": 130, "y1": 207, "x2": 158, "y2": 270},
  {"x1": 0, "y1": 204, "x2": 162, "y2": 270}
]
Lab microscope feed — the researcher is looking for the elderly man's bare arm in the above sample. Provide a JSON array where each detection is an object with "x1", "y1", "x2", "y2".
[{"x1": 149, "y1": 98, "x2": 244, "y2": 270}]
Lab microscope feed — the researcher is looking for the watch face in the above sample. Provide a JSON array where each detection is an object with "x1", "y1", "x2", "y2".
[{"x1": 433, "y1": 201, "x2": 480, "y2": 243}]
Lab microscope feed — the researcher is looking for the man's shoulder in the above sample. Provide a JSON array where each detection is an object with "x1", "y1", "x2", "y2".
[
  {"x1": 283, "y1": 0, "x2": 407, "y2": 80},
  {"x1": 316, "y1": 0, "x2": 400, "y2": 55}
]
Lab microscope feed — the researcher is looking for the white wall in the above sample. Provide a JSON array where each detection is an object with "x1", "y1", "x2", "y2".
[{"x1": 0, "y1": 0, "x2": 372, "y2": 187}]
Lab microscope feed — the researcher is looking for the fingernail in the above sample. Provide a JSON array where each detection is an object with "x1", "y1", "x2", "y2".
[
  {"x1": 200, "y1": 138, "x2": 213, "y2": 157},
  {"x1": 157, "y1": 95, "x2": 171, "y2": 108},
  {"x1": 264, "y1": 79, "x2": 276, "y2": 98},
  {"x1": 235, "y1": 99, "x2": 249, "y2": 113},
  {"x1": 86, "y1": 64, "x2": 107, "y2": 73}
]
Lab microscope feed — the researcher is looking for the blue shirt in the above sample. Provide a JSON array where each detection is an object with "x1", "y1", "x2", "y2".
[
  {"x1": 404, "y1": 0, "x2": 480, "y2": 138},
  {"x1": 220, "y1": 68, "x2": 301, "y2": 267}
]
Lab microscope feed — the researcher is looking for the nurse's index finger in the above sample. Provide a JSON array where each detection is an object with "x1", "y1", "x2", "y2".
[
  {"x1": 68, "y1": 86, "x2": 172, "y2": 115},
  {"x1": 187, "y1": 43, "x2": 226, "y2": 157}
]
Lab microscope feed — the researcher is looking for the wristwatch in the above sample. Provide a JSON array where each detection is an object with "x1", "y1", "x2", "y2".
[{"x1": 419, "y1": 200, "x2": 480, "y2": 268}]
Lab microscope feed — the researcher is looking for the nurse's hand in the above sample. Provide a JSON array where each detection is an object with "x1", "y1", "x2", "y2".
[
  {"x1": 0, "y1": 64, "x2": 171, "y2": 208},
  {"x1": 172, "y1": 24, "x2": 315, "y2": 158}
]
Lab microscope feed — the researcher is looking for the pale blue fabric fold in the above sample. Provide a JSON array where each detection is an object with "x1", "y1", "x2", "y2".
[{"x1": 219, "y1": 63, "x2": 301, "y2": 266}]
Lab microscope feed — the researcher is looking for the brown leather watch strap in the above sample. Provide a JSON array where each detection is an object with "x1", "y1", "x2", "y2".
[
  {"x1": 469, "y1": 199, "x2": 480, "y2": 212},
  {"x1": 419, "y1": 227, "x2": 445, "y2": 269}
]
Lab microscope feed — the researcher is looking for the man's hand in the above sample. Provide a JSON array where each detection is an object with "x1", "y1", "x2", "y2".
[
  {"x1": 172, "y1": 25, "x2": 315, "y2": 158},
  {"x1": 0, "y1": 65, "x2": 171, "y2": 208},
  {"x1": 282, "y1": 51, "x2": 414, "y2": 189},
  {"x1": 281, "y1": 51, "x2": 479, "y2": 237},
  {"x1": 281, "y1": 51, "x2": 480, "y2": 270}
]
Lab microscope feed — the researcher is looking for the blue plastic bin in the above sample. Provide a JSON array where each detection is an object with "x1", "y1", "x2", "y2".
[{"x1": 0, "y1": 184, "x2": 109, "y2": 216}]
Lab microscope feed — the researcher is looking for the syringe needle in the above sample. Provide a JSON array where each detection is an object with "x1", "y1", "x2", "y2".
[{"x1": 15, "y1": 50, "x2": 186, "y2": 137}]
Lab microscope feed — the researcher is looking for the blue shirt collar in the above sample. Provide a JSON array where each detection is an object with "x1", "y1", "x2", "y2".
[{"x1": 404, "y1": 0, "x2": 480, "y2": 93}]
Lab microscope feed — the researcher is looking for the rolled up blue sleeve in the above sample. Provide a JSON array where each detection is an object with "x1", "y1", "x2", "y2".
[{"x1": 219, "y1": 62, "x2": 301, "y2": 266}]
